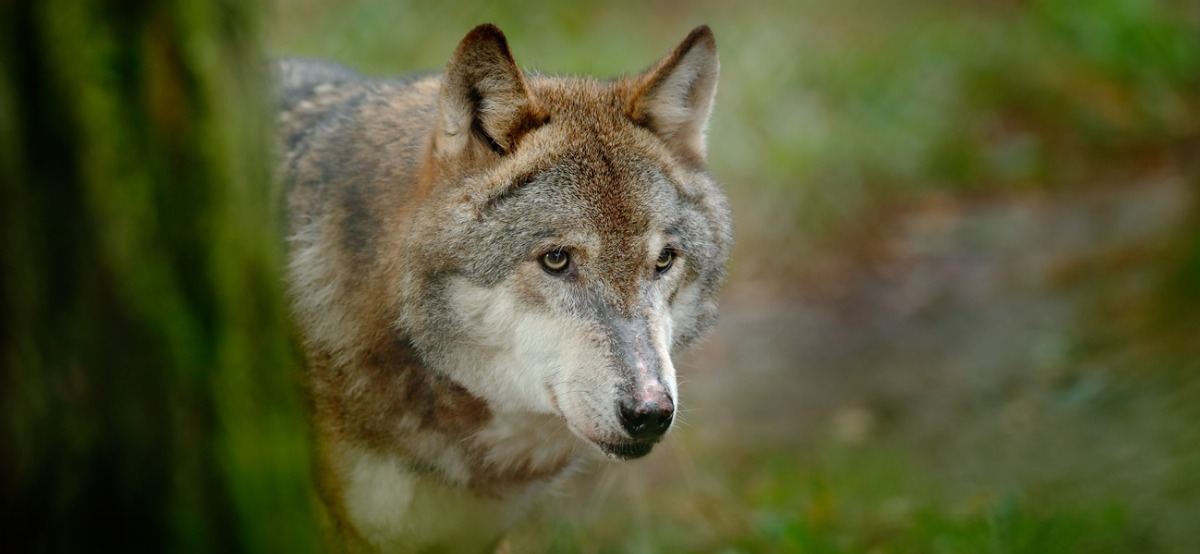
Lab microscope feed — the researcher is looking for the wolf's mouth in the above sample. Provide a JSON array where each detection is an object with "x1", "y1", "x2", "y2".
[
  {"x1": 559, "y1": 416, "x2": 659, "y2": 460},
  {"x1": 596, "y1": 440, "x2": 656, "y2": 460}
]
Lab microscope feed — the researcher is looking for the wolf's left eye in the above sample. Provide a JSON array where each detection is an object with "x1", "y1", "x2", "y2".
[
  {"x1": 655, "y1": 248, "x2": 675, "y2": 274},
  {"x1": 540, "y1": 249, "x2": 571, "y2": 274}
]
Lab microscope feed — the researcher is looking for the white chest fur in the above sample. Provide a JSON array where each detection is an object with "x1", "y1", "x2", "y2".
[
  {"x1": 335, "y1": 412, "x2": 588, "y2": 552},
  {"x1": 340, "y1": 447, "x2": 525, "y2": 552}
]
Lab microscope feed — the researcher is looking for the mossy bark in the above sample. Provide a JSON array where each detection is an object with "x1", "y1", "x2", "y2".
[{"x1": 0, "y1": 1, "x2": 319, "y2": 551}]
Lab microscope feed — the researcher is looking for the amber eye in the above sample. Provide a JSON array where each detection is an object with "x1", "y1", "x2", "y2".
[
  {"x1": 541, "y1": 249, "x2": 570, "y2": 274},
  {"x1": 655, "y1": 248, "x2": 675, "y2": 274}
]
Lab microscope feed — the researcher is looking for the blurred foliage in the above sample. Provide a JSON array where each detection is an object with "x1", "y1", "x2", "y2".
[{"x1": 1, "y1": 1, "x2": 319, "y2": 551}]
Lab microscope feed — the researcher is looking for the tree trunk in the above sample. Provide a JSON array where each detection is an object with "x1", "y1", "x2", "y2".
[{"x1": 0, "y1": 1, "x2": 319, "y2": 551}]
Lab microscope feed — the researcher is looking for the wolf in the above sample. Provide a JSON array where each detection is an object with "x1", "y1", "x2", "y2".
[{"x1": 275, "y1": 23, "x2": 732, "y2": 552}]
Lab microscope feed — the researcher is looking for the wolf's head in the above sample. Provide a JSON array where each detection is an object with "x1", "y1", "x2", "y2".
[{"x1": 401, "y1": 24, "x2": 731, "y2": 459}]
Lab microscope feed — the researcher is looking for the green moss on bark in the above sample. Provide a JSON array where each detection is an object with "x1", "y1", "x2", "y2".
[{"x1": 0, "y1": 1, "x2": 319, "y2": 551}]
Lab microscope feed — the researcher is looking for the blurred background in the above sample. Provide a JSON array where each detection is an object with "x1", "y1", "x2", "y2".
[
  {"x1": 269, "y1": 0, "x2": 1199, "y2": 551},
  {"x1": 2, "y1": 0, "x2": 1196, "y2": 552}
]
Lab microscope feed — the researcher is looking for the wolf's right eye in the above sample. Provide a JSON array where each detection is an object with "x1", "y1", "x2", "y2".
[{"x1": 540, "y1": 249, "x2": 570, "y2": 274}]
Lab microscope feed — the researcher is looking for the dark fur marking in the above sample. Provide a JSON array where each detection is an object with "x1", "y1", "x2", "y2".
[
  {"x1": 337, "y1": 181, "x2": 378, "y2": 267},
  {"x1": 483, "y1": 169, "x2": 541, "y2": 212}
]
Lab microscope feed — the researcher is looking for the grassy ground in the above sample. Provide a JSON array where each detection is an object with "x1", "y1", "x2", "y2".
[{"x1": 267, "y1": 1, "x2": 1200, "y2": 551}]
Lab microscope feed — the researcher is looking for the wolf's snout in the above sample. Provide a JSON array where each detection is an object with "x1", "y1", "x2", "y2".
[{"x1": 617, "y1": 387, "x2": 674, "y2": 441}]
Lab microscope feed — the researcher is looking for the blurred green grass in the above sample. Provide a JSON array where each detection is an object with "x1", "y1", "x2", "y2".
[
  {"x1": 524, "y1": 444, "x2": 1150, "y2": 554},
  {"x1": 266, "y1": 1, "x2": 1200, "y2": 551}
]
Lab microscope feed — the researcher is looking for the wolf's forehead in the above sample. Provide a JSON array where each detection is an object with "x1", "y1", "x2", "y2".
[
  {"x1": 504, "y1": 77, "x2": 687, "y2": 240},
  {"x1": 541, "y1": 145, "x2": 676, "y2": 232}
]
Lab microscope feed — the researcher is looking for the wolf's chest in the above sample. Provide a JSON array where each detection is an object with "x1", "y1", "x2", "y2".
[
  {"x1": 335, "y1": 412, "x2": 586, "y2": 551},
  {"x1": 340, "y1": 448, "x2": 547, "y2": 551}
]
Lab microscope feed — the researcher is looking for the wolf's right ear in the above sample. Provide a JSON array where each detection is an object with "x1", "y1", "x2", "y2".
[{"x1": 436, "y1": 24, "x2": 545, "y2": 161}]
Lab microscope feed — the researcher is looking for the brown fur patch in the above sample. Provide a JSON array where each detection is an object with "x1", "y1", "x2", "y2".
[{"x1": 467, "y1": 454, "x2": 574, "y2": 498}]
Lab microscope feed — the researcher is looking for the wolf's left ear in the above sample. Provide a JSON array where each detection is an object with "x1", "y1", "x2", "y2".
[
  {"x1": 626, "y1": 25, "x2": 719, "y2": 164},
  {"x1": 437, "y1": 24, "x2": 545, "y2": 160}
]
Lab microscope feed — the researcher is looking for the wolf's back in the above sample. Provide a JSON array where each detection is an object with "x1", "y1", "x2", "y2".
[{"x1": 274, "y1": 58, "x2": 363, "y2": 111}]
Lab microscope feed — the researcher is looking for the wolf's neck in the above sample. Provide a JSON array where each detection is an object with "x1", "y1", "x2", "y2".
[{"x1": 464, "y1": 410, "x2": 586, "y2": 491}]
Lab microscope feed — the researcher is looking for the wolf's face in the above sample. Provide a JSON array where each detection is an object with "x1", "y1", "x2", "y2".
[{"x1": 402, "y1": 25, "x2": 730, "y2": 459}]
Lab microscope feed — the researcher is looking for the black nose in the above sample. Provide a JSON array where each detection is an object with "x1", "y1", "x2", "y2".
[{"x1": 618, "y1": 395, "x2": 675, "y2": 441}]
